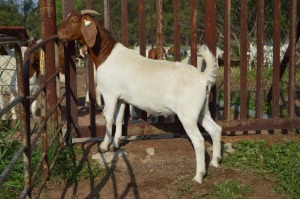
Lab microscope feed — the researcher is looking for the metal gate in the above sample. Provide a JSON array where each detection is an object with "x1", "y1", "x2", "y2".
[
  {"x1": 61, "y1": 0, "x2": 300, "y2": 140},
  {"x1": 0, "y1": 0, "x2": 299, "y2": 198}
]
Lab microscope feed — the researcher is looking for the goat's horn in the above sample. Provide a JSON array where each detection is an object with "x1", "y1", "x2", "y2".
[{"x1": 81, "y1": 9, "x2": 101, "y2": 16}]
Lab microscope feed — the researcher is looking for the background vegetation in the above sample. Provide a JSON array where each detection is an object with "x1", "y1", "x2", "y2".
[{"x1": 1, "y1": 0, "x2": 299, "y2": 54}]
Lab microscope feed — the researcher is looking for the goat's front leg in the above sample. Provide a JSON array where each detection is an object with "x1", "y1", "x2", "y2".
[
  {"x1": 110, "y1": 102, "x2": 126, "y2": 150},
  {"x1": 10, "y1": 94, "x2": 17, "y2": 120},
  {"x1": 0, "y1": 94, "x2": 6, "y2": 120},
  {"x1": 84, "y1": 64, "x2": 90, "y2": 108},
  {"x1": 95, "y1": 87, "x2": 104, "y2": 110},
  {"x1": 99, "y1": 97, "x2": 117, "y2": 153},
  {"x1": 31, "y1": 99, "x2": 38, "y2": 118}
]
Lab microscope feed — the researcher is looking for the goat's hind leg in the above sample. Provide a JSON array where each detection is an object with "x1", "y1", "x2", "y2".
[
  {"x1": 178, "y1": 114, "x2": 206, "y2": 184},
  {"x1": 199, "y1": 111, "x2": 222, "y2": 168}
]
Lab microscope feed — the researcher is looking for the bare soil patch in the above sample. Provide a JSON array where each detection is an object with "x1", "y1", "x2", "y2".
[{"x1": 39, "y1": 132, "x2": 299, "y2": 199}]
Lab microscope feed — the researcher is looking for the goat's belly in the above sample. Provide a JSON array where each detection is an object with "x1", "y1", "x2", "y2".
[{"x1": 120, "y1": 94, "x2": 175, "y2": 116}]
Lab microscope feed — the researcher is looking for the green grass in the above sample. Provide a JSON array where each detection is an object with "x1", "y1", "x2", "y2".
[
  {"x1": 222, "y1": 140, "x2": 300, "y2": 199},
  {"x1": 209, "y1": 180, "x2": 251, "y2": 199},
  {"x1": 162, "y1": 139, "x2": 300, "y2": 199},
  {"x1": 51, "y1": 144, "x2": 106, "y2": 183},
  {"x1": 0, "y1": 119, "x2": 105, "y2": 198},
  {"x1": 0, "y1": 121, "x2": 23, "y2": 198},
  {"x1": 172, "y1": 176, "x2": 194, "y2": 199}
]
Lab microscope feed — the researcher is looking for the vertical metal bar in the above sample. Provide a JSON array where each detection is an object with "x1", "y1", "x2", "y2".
[
  {"x1": 62, "y1": 0, "x2": 74, "y2": 19},
  {"x1": 39, "y1": 47, "x2": 49, "y2": 190},
  {"x1": 86, "y1": 0, "x2": 91, "y2": 9},
  {"x1": 266, "y1": 20, "x2": 300, "y2": 102},
  {"x1": 139, "y1": 0, "x2": 147, "y2": 121},
  {"x1": 122, "y1": 0, "x2": 129, "y2": 47},
  {"x1": 122, "y1": 0, "x2": 130, "y2": 134},
  {"x1": 256, "y1": 0, "x2": 264, "y2": 119},
  {"x1": 20, "y1": 46, "x2": 32, "y2": 198},
  {"x1": 88, "y1": 58, "x2": 96, "y2": 137},
  {"x1": 139, "y1": 0, "x2": 146, "y2": 57},
  {"x1": 62, "y1": 0, "x2": 77, "y2": 140},
  {"x1": 223, "y1": 0, "x2": 231, "y2": 121},
  {"x1": 272, "y1": 0, "x2": 281, "y2": 118},
  {"x1": 103, "y1": 0, "x2": 111, "y2": 31},
  {"x1": 40, "y1": 1, "x2": 57, "y2": 188},
  {"x1": 190, "y1": 0, "x2": 197, "y2": 68},
  {"x1": 64, "y1": 42, "x2": 79, "y2": 139},
  {"x1": 40, "y1": 0, "x2": 57, "y2": 125},
  {"x1": 156, "y1": 0, "x2": 163, "y2": 60},
  {"x1": 205, "y1": 0, "x2": 217, "y2": 119},
  {"x1": 156, "y1": 0, "x2": 164, "y2": 124},
  {"x1": 86, "y1": 0, "x2": 96, "y2": 137},
  {"x1": 288, "y1": 0, "x2": 297, "y2": 118},
  {"x1": 205, "y1": 0, "x2": 216, "y2": 56},
  {"x1": 173, "y1": 0, "x2": 180, "y2": 62},
  {"x1": 240, "y1": 0, "x2": 248, "y2": 119}
]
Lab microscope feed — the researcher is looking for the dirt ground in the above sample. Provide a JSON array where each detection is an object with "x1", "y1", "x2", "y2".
[
  {"x1": 38, "y1": 68, "x2": 299, "y2": 199},
  {"x1": 38, "y1": 132, "x2": 299, "y2": 199}
]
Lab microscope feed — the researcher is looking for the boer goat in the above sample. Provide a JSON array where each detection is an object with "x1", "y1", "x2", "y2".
[{"x1": 58, "y1": 10, "x2": 222, "y2": 184}]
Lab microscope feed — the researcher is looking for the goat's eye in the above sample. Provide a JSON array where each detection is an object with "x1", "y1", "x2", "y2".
[{"x1": 71, "y1": 19, "x2": 78, "y2": 25}]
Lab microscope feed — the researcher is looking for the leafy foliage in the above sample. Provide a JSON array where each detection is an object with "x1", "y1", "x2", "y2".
[{"x1": 0, "y1": 0, "x2": 40, "y2": 38}]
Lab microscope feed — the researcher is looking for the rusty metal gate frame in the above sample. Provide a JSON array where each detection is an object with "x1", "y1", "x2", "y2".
[
  {"x1": 1, "y1": 0, "x2": 299, "y2": 197},
  {"x1": 0, "y1": 35, "x2": 65, "y2": 198}
]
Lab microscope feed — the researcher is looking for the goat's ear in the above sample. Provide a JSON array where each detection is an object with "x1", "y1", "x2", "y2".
[{"x1": 80, "y1": 17, "x2": 97, "y2": 48}]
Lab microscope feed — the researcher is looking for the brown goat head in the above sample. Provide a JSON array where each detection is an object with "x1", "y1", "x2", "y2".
[
  {"x1": 58, "y1": 10, "x2": 116, "y2": 67},
  {"x1": 58, "y1": 10, "x2": 100, "y2": 48}
]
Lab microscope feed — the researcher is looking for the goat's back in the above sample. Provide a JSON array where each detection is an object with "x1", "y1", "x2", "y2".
[{"x1": 96, "y1": 43, "x2": 212, "y2": 115}]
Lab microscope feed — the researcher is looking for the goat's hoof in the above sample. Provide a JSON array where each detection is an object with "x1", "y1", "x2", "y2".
[
  {"x1": 210, "y1": 160, "x2": 220, "y2": 168},
  {"x1": 192, "y1": 175, "x2": 203, "y2": 184},
  {"x1": 99, "y1": 145, "x2": 109, "y2": 153},
  {"x1": 96, "y1": 105, "x2": 104, "y2": 111},
  {"x1": 109, "y1": 145, "x2": 120, "y2": 151}
]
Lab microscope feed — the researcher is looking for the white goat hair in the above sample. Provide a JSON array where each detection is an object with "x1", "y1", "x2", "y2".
[
  {"x1": 0, "y1": 54, "x2": 39, "y2": 119},
  {"x1": 248, "y1": 42, "x2": 292, "y2": 69},
  {"x1": 58, "y1": 10, "x2": 222, "y2": 184}
]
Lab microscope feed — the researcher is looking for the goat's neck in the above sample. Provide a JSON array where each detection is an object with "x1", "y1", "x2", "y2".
[{"x1": 85, "y1": 25, "x2": 117, "y2": 69}]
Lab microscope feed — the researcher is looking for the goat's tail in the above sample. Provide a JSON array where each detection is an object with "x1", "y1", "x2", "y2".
[{"x1": 199, "y1": 45, "x2": 218, "y2": 88}]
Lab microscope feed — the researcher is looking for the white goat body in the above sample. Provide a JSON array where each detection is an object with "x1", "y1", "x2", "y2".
[
  {"x1": 58, "y1": 10, "x2": 222, "y2": 184},
  {"x1": 0, "y1": 53, "x2": 39, "y2": 119}
]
